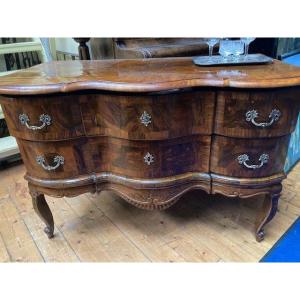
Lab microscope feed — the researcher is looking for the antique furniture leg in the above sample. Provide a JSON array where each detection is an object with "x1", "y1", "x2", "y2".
[
  {"x1": 29, "y1": 185, "x2": 54, "y2": 239},
  {"x1": 255, "y1": 189, "x2": 281, "y2": 242}
]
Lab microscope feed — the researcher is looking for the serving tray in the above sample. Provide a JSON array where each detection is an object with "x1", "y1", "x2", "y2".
[{"x1": 193, "y1": 53, "x2": 273, "y2": 66}]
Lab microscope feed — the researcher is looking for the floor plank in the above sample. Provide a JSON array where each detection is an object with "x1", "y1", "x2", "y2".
[
  {"x1": 0, "y1": 232, "x2": 10, "y2": 262},
  {"x1": 46, "y1": 196, "x2": 112, "y2": 262},
  {"x1": 88, "y1": 192, "x2": 186, "y2": 262},
  {"x1": 161, "y1": 196, "x2": 259, "y2": 262},
  {"x1": 0, "y1": 195, "x2": 44, "y2": 262},
  {"x1": 64, "y1": 195, "x2": 149, "y2": 262}
]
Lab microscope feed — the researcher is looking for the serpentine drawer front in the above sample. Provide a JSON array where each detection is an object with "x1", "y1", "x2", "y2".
[
  {"x1": 80, "y1": 90, "x2": 215, "y2": 139},
  {"x1": 1, "y1": 95, "x2": 84, "y2": 141},
  {"x1": 1, "y1": 58, "x2": 300, "y2": 242},
  {"x1": 18, "y1": 135, "x2": 211, "y2": 180},
  {"x1": 214, "y1": 89, "x2": 300, "y2": 138},
  {"x1": 210, "y1": 135, "x2": 290, "y2": 178}
]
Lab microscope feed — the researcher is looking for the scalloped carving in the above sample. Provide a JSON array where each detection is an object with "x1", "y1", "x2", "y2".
[
  {"x1": 30, "y1": 182, "x2": 211, "y2": 210},
  {"x1": 26, "y1": 172, "x2": 211, "y2": 210},
  {"x1": 104, "y1": 182, "x2": 210, "y2": 210}
]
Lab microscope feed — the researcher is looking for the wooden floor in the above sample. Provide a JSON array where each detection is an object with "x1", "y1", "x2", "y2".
[{"x1": 0, "y1": 162, "x2": 299, "y2": 262}]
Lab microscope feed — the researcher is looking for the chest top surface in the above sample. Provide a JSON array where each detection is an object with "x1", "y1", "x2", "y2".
[{"x1": 1, "y1": 58, "x2": 300, "y2": 95}]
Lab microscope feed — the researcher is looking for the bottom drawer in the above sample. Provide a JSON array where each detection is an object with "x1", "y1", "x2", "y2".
[
  {"x1": 81, "y1": 135, "x2": 211, "y2": 178},
  {"x1": 210, "y1": 135, "x2": 290, "y2": 178},
  {"x1": 17, "y1": 138, "x2": 83, "y2": 179},
  {"x1": 17, "y1": 135, "x2": 211, "y2": 180}
]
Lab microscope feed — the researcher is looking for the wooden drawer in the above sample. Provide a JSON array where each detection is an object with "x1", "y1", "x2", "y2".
[
  {"x1": 80, "y1": 135, "x2": 211, "y2": 178},
  {"x1": 17, "y1": 135, "x2": 211, "y2": 180},
  {"x1": 17, "y1": 138, "x2": 85, "y2": 180},
  {"x1": 80, "y1": 90, "x2": 215, "y2": 140},
  {"x1": 1, "y1": 95, "x2": 85, "y2": 141},
  {"x1": 214, "y1": 88, "x2": 300, "y2": 138},
  {"x1": 210, "y1": 135, "x2": 290, "y2": 178}
]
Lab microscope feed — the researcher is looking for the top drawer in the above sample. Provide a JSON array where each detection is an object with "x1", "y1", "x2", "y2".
[
  {"x1": 80, "y1": 90, "x2": 215, "y2": 140},
  {"x1": 1, "y1": 95, "x2": 85, "y2": 141},
  {"x1": 214, "y1": 88, "x2": 300, "y2": 138}
]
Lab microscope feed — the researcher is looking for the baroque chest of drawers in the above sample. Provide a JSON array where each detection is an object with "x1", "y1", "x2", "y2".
[{"x1": 1, "y1": 58, "x2": 300, "y2": 242}]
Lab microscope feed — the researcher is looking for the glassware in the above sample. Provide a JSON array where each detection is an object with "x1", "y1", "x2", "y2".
[
  {"x1": 205, "y1": 38, "x2": 220, "y2": 59},
  {"x1": 241, "y1": 38, "x2": 256, "y2": 56},
  {"x1": 231, "y1": 40, "x2": 244, "y2": 61},
  {"x1": 219, "y1": 39, "x2": 244, "y2": 62},
  {"x1": 219, "y1": 39, "x2": 232, "y2": 60}
]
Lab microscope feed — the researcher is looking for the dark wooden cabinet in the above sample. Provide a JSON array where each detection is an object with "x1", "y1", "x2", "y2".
[{"x1": 1, "y1": 58, "x2": 300, "y2": 242}]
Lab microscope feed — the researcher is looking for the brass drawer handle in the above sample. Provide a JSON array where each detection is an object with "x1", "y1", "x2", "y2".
[
  {"x1": 144, "y1": 152, "x2": 154, "y2": 165},
  {"x1": 19, "y1": 113, "x2": 51, "y2": 130},
  {"x1": 140, "y1": 111, "x2": 151, "y2": 127},
  {"x1": 237, "y1": 153, "x2": 269, "y2": 169},
  {"x1": 36, "y1": 155, "x2": 64, "y2": 171},
  {"x1": 245, "y1": 109, "x2": 281, "y2": 128}
]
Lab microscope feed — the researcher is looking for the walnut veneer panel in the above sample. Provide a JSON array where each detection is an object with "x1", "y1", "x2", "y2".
[
  {"x1": 214, "y1": 88, "x2": 300, "y2": 138},
  {"x1": 210, "y1": 135, "x2": 290, "y2": 178},
  {"x1": 81, "y1": 90, "x2": 215, "y2": 140},
  {"x1": 17, "y1": 138, "x2": 85, "y2": 179},
  {"x1": 17, "y1": 135, "x2": 211, "y2": 180},
  {"x1": 1, "y1": 95, "x2": 84, "y2": 141},
  {"x1": 81, "y1": 135, "x2": 211, "y2": 178}
]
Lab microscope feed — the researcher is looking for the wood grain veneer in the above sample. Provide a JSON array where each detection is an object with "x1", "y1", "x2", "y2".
[
  {"x1": 17, "y1": 135, "x2": 211, "y2": 179},
  {"x1": 1, "y1": 58, "x2": 300, "y2": 242},
  {"x1": 80, "y1": 90, "x2": 215, "y2": 139},
  {"x1": 1, "y1": 95, "x2": 84, "y2": 141},
  {"x1": 210, "y1": 135, "x2": 290, "y2": 177},
  {"x1": 214, "y1": 88, "x2": 300, "y2": 138}
]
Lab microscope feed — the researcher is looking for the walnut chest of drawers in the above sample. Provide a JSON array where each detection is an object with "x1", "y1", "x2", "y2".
[{"x1": 1, "y1": 58, "x2": 300, "y2": 241}]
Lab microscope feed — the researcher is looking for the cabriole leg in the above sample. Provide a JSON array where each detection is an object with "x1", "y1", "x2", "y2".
[
  {"x1": 29, "y1": 185, "x2": 54, "y2": 239},
  {"x1": 255, "y1": 192, "x2": 280, "y2": 242}
]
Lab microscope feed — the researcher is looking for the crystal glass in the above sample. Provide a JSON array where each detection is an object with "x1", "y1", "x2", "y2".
[
  {"x1": 219, "y1": 40, "x2": 232, "y2": 59},
  {"x1": 231, "y1": 40, "x2": 244, "y2": 61},
  {"x1": 205, "y1": 38, "x2": 220, "y2": 59},
  {"x1": 241, "y1": 38, "x2": 256, "y2": 56},
  {"x1": 219, "y1": 39, "x2": 244, "y2": 62}
]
